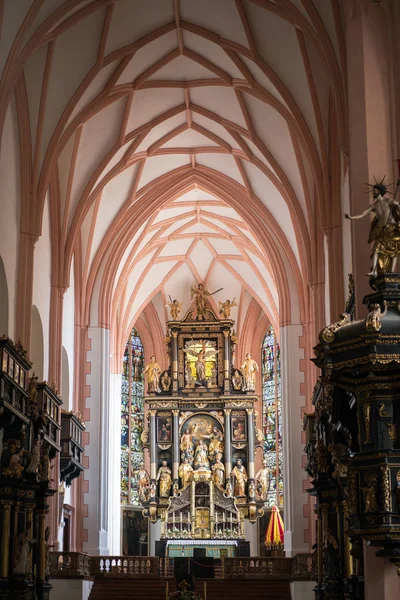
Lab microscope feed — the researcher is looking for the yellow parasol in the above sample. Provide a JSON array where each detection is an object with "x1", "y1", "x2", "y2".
[{"x1": 264, "y1": 505, "x2": 284, "y2": 548}]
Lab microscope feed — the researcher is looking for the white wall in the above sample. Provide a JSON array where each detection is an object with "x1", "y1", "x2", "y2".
[
  {"x1": 32, "y1": 195, "x2": 52, "y2": 380},
  {"x1": 0, "y1": 101, "x2": 21, "y2": 340},
  {"x1": 109, "y1": 372, "x2": 122, "y2": 554},
  {"x1": 62, "y1": 257, "x2": 75, "y2": 410}
]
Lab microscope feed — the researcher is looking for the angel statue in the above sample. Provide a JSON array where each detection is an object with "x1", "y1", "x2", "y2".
[
  {"x1": 345, "y1": 179, "x2": 400, "y2": 277},
  {"x1": 218, "y1": 298, "x2": 237, "y2": 319},
  {"x1": 190, "y1": 283, "x2": 223, "y2": 320},
  {"x1": 183, "y1": 341, "x2": 219, "y2": 385},
  {"x1": 166, "y1": 297, "x2": 183, "y2": 320}
]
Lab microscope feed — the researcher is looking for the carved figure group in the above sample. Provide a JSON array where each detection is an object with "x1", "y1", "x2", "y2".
[{"x1": 183, "y1": 341, "x2": 219, "y2": 385}]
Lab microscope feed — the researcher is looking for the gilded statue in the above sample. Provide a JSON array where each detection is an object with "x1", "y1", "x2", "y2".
[
  {"x1": 194, "y1": 439, "x2": 210, "y2": 469},
  {"x1": 361, "y1": 481, "x2": 379, "y2": 513},
  {"x1": 40, "y1": 444, "x2": 53, "y2": 482},
  {"x1": 232, "y1": 369, "x2": 243, "y2": 391},
  {"x1": 224, "y1": 481, "x2": 233, "y2": 498},
  {"x1": 136, "y1": 462, "x2": 150, "y2": 503},
  {"x1": 218, "y1": 298, "x2": 237, "y2": 319},
  {"x1": 26, "y1": 439, "x2": 41, "y2": 474},
  {"x1": 156, "y1": 460, "x2": 172, "y2": 497},
  {"x1": 180, "y1": 429, "x2": 194, "y2": 458},
  {"x1": 207, "y1": 427, "x2": 224, "y2": 460},
  {"x1": 161, "y1": 371, "x2": 172, "y2": 392},
  {"x1": 13, "y1": 527, "x2": 34, "y2": 576},
  {"x1": 144, "y1": 356, "x2": 161, "y2": 393},
  {"x1": 166, "y1": 298, "x2": 183, "y2": 320},
  {"x1": 28, "y1": 373, "x2": 38, "y2": 404},
  {"x1": 345, "y1": 180, "x2": 400, "y2": 276},
  {"x1": 255, "y1": 459, "x2": 270, "y2": 501},
  {"x1": 183, "y1": 341, "x2": 219, "y2": 384},
  {"x1": 3, "y1": 441, "x2": 24, "y2": 478},
  {"x1": 241, "y1": 353, "x2": 259, "y2": 391},
  {"x1": 190, "y1": 283, "x2": 222, "y2": 320},
  {"x1": 44, "y1": 527, "x2": 54, "y2": 580},
  {"x1": 232, "y1": 459, "x2": 248, "y2": 496},
  {"x1": 212, "y1": 453, "x2": 225, "y2": 486},
  {"x1": 179, "y1": 457, "x2": 194, "y2": 487}
]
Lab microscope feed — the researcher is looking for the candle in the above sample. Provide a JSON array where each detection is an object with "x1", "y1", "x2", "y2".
[
  {"x1": 230, "y1": 512, "x2": 232, "y2": 525},
  {"x1": 172, "y1": 513, "x2": 175, "y2": 525},
  {"x1": 215, "y1": 512, "x2": 218, "y2": 524},
  {"x1": 180, "y1": 512, "x2": 183, "y2": 524}
]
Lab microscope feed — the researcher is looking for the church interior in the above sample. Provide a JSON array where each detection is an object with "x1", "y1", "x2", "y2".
[{"x1": 2, "y1": 1, "x2": 400, "y2": 599}]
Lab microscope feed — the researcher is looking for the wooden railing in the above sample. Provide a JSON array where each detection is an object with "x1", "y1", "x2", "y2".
[{"x1": 49, "y1": 552, "x2": 315, "y2": 581}]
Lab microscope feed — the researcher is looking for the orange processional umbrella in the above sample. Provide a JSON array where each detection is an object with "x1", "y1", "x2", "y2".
[{"x1": 264, "y1": 505, "x2": 284, "y2": 548}]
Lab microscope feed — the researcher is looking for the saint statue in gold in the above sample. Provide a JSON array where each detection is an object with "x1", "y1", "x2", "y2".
[
  {"x1": 179, "y1": 457, "x2": 194, "y2": 488},
  {"x1": 156, "y1": 460, "x2": 172, "y2": 497},
  {"x1": 345, "y1": 180, "x2": 400, "y2": 276},
  {"x1": 241, "y1": 353, "x2": 259, "y2": 391},
  {"x1": 212, "y1": 453, "x2": 225, "y2": 486},
  {"x1": 144, "y1": 355, "x2": 161, "y2": 393},
  {"x1": 166, "y1": 298, "x2": 183, "y2": 320},
  {"x1": 190, "y1": 283, "x2": 222, "y2": 320},
  {"x1": 136, "y1": 462, "x2": 150, "y2": 503},
  {"x1": 218, "y1": 298, "x2": 237, "y2": 319},
  {"x1": 231, "y1": 459, "x2": 248, "y2": 496},
  {"x1": 255, "y1": 459, "x2": 270, "y2": 501}
]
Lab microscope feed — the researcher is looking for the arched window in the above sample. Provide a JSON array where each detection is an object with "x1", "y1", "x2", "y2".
[
  {"x1": 120, "y1": 328, "x2": 145, "y2": 505},
  {"x1": 262, "y1": 326, "x2": 283, "y2": 507}
]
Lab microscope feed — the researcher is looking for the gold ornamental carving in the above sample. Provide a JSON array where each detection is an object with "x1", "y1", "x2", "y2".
[
  {"x1": 365, "y1": 301, "x2": 387, "y2": 332},
  {"x1": 361, "y1": 472, "x2": 379, "y2": 513},
  {"x1": 388, "y1": 423, "x2": 397, "y2": 441},
  {"x1": 363, "y1": 403, "x2": 371, "y2": 444},
  {"x1": 381, "y1": 464, "x2": 391, "y2": 512},
  {"x1": 319, "y1": 313, "x2": 351, "y2": 343},
  {"x1": 379, "y1": 403, "x2": 390, "y2": 417}
]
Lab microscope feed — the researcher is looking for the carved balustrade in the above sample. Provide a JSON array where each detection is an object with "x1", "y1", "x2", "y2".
[
  {"x1": 91, "y1": 556, "x2": 159, "y2": 577},
  {"x1": 49, "y1": 552, "x2": 91, "y2": 578},
  {"x1": 49, "y1": 552, "x2": 315, "y2": 581}
]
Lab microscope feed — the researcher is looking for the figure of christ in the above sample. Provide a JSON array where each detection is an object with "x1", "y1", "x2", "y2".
[
  {"x1": 231, "y1": 459, "x2": 248, "y2": 496},
  {"x1": 183, "y1": 341, "x2": 219, "y2": 385},
  {"x1": 212, "y1": 453, "x2": 225, "y2": 486}
]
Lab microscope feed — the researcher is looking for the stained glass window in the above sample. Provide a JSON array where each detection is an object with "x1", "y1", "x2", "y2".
[
  {"x1": 262, "y1": 326, "x2": 283, "y2": 507},
  {"x1": 121, "y1": 328, "x2": 145, "y2": 506}
]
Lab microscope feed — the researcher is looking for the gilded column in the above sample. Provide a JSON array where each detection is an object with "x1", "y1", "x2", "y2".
[
  {"x1": 247, "y1": 408, "x2": 255, "y2": 480},
  {"x1": 223, "y1": 329, "x2": 230, "y2": 393},
  {"x1": 172, "y1": 409, "x2": 179, "y2": 483},
  {"x1": 150, "y1": 410, "x2": 157, "y2": 481},
  {"x1": 171, "y1": 331, "x2": 178, "y2": 393},
  {"x1": 342, "y1": 501, "x2": 353, "y2": 578},
  {"x1": 0, "y1": 501, "x2": 12, "y2": 578},
  {"x1": 224, "y1": 409, "x2": 232, "y2": 481}
]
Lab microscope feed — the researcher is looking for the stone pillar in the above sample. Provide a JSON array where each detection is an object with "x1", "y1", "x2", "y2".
[
  {"x1": 280, "y1": 323, "x2": 308, "y2": 556},
  {"x1": 346, "y1": 1, "x2": 394, "y2": 311},
  {"x1": 84, "y1": 327, "x2": 112, "y2": 555},
  {"x1": 172, "y1": 410, "x2": 179, "y2": 483},
  {"x1": 171, "y1": 330, "x2": 178, "y2": 393},
  {"x1": 150, "y1": 410, "x2": 157, "y2": 480},
  {"x1": 224, "y1": 409, "x2": 232, "y2": 481}
]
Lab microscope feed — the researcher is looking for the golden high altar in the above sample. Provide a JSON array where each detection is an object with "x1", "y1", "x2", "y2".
[{"x1": 140, "y1": 285, "x2": 263, "y2": 555}]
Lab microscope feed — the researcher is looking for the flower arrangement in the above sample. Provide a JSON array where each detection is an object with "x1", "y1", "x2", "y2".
[{"x1": 169, "y1": 579, "x2": 202, "y2": 600}]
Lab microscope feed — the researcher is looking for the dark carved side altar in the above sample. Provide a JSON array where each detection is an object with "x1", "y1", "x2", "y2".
[{"x1": 141, "y1": 290, "x2": 263, "y2": 553}]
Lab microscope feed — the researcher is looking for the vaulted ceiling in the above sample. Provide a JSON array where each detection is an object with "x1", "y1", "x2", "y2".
[{"x1": 0, "y1": 0, "x2": 347, "y2": 362}]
